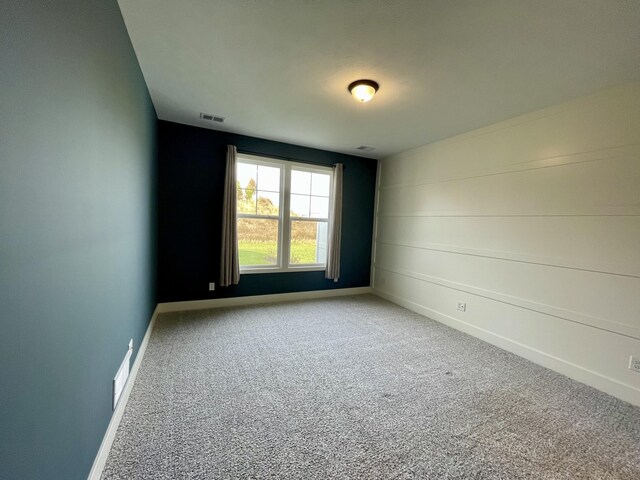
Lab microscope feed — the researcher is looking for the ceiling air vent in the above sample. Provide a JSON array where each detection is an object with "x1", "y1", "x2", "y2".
[
  {"x1": 200, "y1": 113, "x2": 225, "y2": 123},
  {"x1": 356, "y1": 145, "x2": 375, "y2": 152}
]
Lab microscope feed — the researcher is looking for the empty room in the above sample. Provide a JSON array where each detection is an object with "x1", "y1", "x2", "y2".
[{"x1": 2, "y1": 1, "x2": 640, "y2": 479}]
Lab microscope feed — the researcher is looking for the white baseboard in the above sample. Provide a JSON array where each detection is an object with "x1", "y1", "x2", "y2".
[
  {"x1": 87, "y1": 306, "x2": 159, "y2": 480},
  {"x1": 157, "y1": 286, "x2": 373, "y2": 313},
  {"x1": 372, "y1": 288, "x2": 640, "y2": 407}
]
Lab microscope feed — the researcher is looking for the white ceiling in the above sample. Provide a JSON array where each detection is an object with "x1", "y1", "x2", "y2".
[{"x1": 118, "y1": 0, "x2": 640, "y2": 159}]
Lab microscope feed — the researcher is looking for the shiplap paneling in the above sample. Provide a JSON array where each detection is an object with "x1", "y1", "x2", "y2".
[
  {"x1": 374, "y1": 83, "x2": 640, "y2": 405},
  {"x1": 378, "y1": 154, "x2": 639, "y2": 217},
  {"x1": 375, "y1": 244, "x2": 640, "y2": 337},
  {"x1": 376, "y1": 215, "x2": 640, "y2": 277}
]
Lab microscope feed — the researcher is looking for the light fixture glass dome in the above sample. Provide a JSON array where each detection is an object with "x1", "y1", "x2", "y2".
[{"x1": 348, "y1": 80, "x2": 379, "y2": 102}]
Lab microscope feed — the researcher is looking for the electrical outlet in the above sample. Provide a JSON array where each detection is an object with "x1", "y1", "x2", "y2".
[
  {"x1": 629, "y1": 355, "x2": 640, "y2": 374},
  {"x1": 456, "y1": 301, "x2": 466, "y2": 312},
  {"x1": 208, "y1": 282, "x2": 215, "y2": 291}
]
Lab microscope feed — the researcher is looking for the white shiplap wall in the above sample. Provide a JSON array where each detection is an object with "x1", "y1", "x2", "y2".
[{"x1": 373, "y1": 83, "x2": 640, "y2": 406}]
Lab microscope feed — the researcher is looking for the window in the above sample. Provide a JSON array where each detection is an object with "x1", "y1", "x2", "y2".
[{"x1": 236, "y1": 154, "x2": 332, "y2": 273}]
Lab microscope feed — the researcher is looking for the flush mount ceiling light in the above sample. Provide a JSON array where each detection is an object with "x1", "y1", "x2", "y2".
[{"x1": 348, "y1": 79, "x2": 379, "y2": 102}]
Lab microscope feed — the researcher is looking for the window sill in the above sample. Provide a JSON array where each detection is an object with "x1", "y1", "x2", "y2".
[{"x1": 240, "y1": 266, "x2": 326, "y2": 275}]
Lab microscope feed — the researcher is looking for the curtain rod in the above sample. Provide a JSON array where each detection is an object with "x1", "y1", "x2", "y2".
[{"x1": 236, "y1": 148, "x2": 346, "y2": 170}]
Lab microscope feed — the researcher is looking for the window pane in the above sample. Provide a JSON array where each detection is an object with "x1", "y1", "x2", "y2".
[
  {"x1": 310, "y1": 196, "x2": 329, "y2": 218},
  {"x1": 238, "y1": 189, "x2": 256, "y2": 214},
  {"x1": 290, "y1": 194, "x2": 310, "y2": 218},
  {"x1": 237, "y1": 163, "x2": 257, "y2": 190},
  {"x1": 237, "y1": 218, "x2": 279, "y2": 266},
  {"x1": 290, "y1": 220, "x2": 328, "y2": 265},
  {"x1": 257, "y1": 191, "x2": 279, "y2": 216},
  {"x1": 257, "y1": 165, "x2": 280, "y2": 192},
  {"x1": 291, "y1": 170, "x2": 311, "y2": 194},
  {"x1": 311, "y1": 173, "x2": 331, "y2": 196}
]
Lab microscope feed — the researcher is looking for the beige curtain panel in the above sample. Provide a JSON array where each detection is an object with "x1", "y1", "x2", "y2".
[
  {"x1": 325, "y1": 163, "x2": 343, "y2": 282},
  {"x1": 220, "y1": 145, "x2": 240, "y2": 287}
]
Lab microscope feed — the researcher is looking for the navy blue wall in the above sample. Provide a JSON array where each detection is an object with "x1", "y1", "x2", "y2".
[
  {"x1": 157, "y1": 121, "x2": 377, "y2": 302},
  {"x1": 0, "y1": 2, "x2": 157, "y2": 479}
]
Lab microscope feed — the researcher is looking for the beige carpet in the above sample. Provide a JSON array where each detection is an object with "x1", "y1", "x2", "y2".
[{"x1": 102, "y1": 295, "x2": 640, "y2": 479}]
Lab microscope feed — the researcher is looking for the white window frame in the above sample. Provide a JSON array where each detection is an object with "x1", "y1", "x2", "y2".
[{"x1": 237, "y1": 153, "x2": 333, "y2": 274}]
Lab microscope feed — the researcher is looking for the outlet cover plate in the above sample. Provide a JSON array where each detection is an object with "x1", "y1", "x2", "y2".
[{"x1": 457, "y1": 301, "x2": 466, "y2": 312}]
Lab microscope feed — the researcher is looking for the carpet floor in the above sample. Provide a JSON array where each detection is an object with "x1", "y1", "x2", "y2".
[{"x1": 102, "y1": 295, "x2": 640, "y2": 479}]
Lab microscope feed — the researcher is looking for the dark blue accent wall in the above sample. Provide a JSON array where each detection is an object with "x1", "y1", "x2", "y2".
[
  {"x1": 0, "y1": 1, "x2": 157, "y2": 479},
  {"x1": 157, "y1": 121, "x2": 377, "y2": 302}
]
